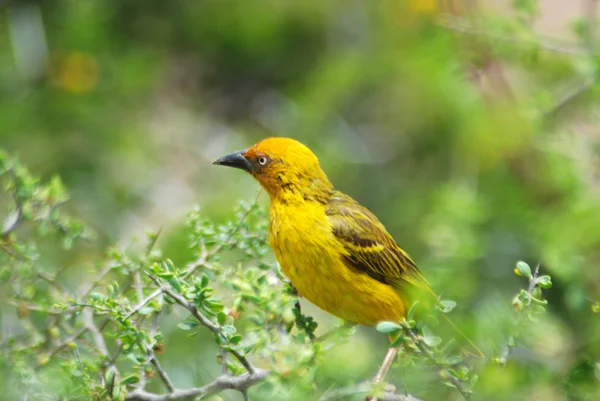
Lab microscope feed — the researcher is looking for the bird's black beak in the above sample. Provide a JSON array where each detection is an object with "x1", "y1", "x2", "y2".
[{"x1": 212, "y1": 149, "x2": 253, "y2": 172}]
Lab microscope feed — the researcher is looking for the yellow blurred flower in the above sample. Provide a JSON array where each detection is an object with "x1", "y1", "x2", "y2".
[
  {"x1": 409, "y1": 0, "x2": 438, "y2": 15},
  {"x1": 50, "y1": 52, "x2": 99, "y2": 93}
]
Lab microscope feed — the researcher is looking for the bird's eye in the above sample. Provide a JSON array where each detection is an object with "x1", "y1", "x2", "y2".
[{"x1": 257, "y1": 156, "x2": 268, "y2": 166}]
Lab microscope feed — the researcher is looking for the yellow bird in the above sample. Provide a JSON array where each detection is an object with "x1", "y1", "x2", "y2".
[{"x1": 214, "y1": 137, "x2": 436, "y2": 389}]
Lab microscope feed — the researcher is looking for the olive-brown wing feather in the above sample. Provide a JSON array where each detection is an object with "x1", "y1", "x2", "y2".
[{"x1": 325, "y1": 193, "x2": 430, "y2": 293}]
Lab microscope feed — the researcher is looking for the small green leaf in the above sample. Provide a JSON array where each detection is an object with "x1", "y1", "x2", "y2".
[
  {"x1": 229, "y1": 334, "x2": 242, "y2": 344},
  {"x1": 201, "y1": 274, "x2": 209, "y2": 288},
  {"x1": 376, "y1": 321, "x2": 402, "y2": 334},
  {"x1": 445, "y1": 355, "x2": 463, "y2": 365},
  {"x1": 120, "y1": 374, "x2": 140, "y2": 385},
  {"x1": 423, "y1": 335, "x2": 442, "y2": 347},
  {"x1": 217, "y1": 311, "x2": 227, "y2": 326},
  {"x1": 112, "y1": 385, "x2": 121, "y2": 400},
  {"x1": 108, "y1": 282, "x2": 120, "y2": 298},
  {"x1": 437, "y1": 300, "x2": 456, "y2": 314},
  {"x1": 515, "y1": 261, "x2": 532, "y2": 278},
  {"x1": 519, "y1": 289, "x2": 532, "y2": 306},
  {"x1": 89, "y1": 292, "x2": 106, "y2": 302},
  {"x1": 512, "y1": 295, "x2": 524, "y2": 312},
  {"x1": 139, "y1": 307, "x2": 154, "y2": 315},
  {"x1": 222, "y1": 325, "x2": 236, "y2": 335},
  {"x1": 167, "y1": 276, "x2": 183, "y2": 293},
  {"x1": 407, "y1": 301, "x2": 420, "y2": 321},
  {"x1": 536, "y1": 275, "x2": 552, "y2": 289},
  {"x1": 178, "y1": 321, "x2": 198, "y2": 331},
  {"x1": 105, "y1": 370, "x2": 115, "y2": 386}
]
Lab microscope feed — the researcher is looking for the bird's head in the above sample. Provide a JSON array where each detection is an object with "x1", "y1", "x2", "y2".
[{"x1": 213, "y1": 137, "x2": 333, "y2": 203}]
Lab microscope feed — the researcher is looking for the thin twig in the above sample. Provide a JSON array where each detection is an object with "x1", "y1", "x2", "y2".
[
  {"x1": 1, "y1": 299, "x2": 67, "y2": 315},
  {"x1": 124, "y1": 288, "x2": 163, "y2": 320}
]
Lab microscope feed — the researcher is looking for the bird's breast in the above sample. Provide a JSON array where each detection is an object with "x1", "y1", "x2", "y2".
[{"x1": 268, "y1": 202, "x2": 405, "y2": 326}]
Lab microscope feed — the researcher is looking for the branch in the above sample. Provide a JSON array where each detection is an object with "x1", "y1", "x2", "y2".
[
  {"x1": 82, "y1": 309, "x2": 110, "y2": 356},
  {"x1": 124, "y1": 288, "x2": 163, "y2": 320},
  {"x1": 125, "y1": 370, "x2": 269, "y2": 401},
  {"x1": 146, "y1": 274, "x2": 255, "y2": 374},
  {"x1": 139, "y1": 340, "x2": 175, "y2": 393}
]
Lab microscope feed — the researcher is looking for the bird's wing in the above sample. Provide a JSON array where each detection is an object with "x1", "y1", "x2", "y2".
[{"x1": 325, "y1": 192, "x2": 432, "y2": 295}]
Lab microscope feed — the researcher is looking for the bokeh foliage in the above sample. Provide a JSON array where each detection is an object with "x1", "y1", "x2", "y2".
[{"x1": 1, "y1": 0, "x2": 600, "y2": 400}]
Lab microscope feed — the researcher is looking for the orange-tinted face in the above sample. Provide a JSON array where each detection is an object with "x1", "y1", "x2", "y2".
[{"x1": 213, "y1": 137, "x2": 332, "y2": 201}]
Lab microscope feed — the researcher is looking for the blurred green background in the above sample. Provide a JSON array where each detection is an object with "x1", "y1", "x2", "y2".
[{"x1": 1, "y1": 0, "x2": 600, "y2": 400}]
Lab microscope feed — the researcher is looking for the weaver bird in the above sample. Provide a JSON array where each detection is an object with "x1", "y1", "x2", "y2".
[{"x1": 214, "y1": 137, "x2": 459, "y2": 395}]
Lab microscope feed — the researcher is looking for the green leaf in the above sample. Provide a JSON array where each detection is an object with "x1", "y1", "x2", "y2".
[
  {"x1": 407, "y1": 301, "x2": 420, "y2": 321},
  {"x1": 512, "y1": 295, "x2": 524, "y2": 312},
  {"x1": 536, "y1": 275, "x2": 552, "y2": 289},
  {"x1": 167, "y1": 276, "x2": 183, "y2": 293},
  {"x1": 89, "y1": 292, "x2": 106, "y2": 302},
  {"x1": 205, "y1": 300, "x2": 224, "y2": 313},
  {"x1": 139, "y1": 307, "x2": 154, "y2": 315},
  {"x1": 515, "y1": 261, "x2": 532, "y2": 278},
  {"x1": 423, "y1": 335, "x2": 442, "y2": 347},
  {"x1": 229, "y1": 334, "x2": 242, "y2": 344},
  {"x1": 217, "y1": 311, "x2": 227, "y2": 326},
  {"x1": 445, "y1": 355, "x2": 463, "y2": 365},
  {"x1": 376, "y1": 321, "x2": 402, "y2": 334},
  {"x1": 108, "y1": 282, "x2": 120, "y2": 298},
  {"x1": 201, "y1": 274, "x2": 209, "y2": 288},
  {"x1": 178, "y1": 321, "x2": 198, "y2": 331},
  {"x1": 519, "y1": 289, "x2": 532, "y2": 306},
  {"x1": 422, "y1": 326, "x2": 442, "y2": 347},
  {"x1": 105, "y1": 370, "x2": 115, "y2": 386},
  {"x1": 437, "y1": 300, "x2": 456, "y2": 314},
  {"x1": 120, "y1": 374, "x2": 140, "y2": 385},
  {"x1": 222, "y1": 325, "x2": 236, "y2": 335}
]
